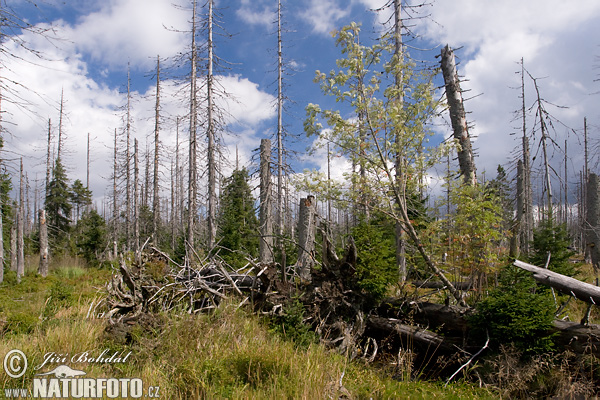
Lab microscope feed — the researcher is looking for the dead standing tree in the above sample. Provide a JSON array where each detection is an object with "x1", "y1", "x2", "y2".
[
  {"x1": 259, "y1": 139, "x2": 273, "y2": 264},
  {"x1": 587, "y1": 173, "x2": 600, "y2": 271},
  {"x1": 440, "y1": 45, "x2": 477, "y2": 186},
  {"x1": 296, "y1": 196, "x2": 316, "y2": 282}
]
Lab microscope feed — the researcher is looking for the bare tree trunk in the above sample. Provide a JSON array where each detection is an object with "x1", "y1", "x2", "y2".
[
  {"x1": 393, "y1": 0, "x2": 407, "y2": 282},
  {"x1": 587, "y1": 173, "x2": 599, "y2": 271},
  {"x1": 276, "y1": 0, "x2": 287, "y2": 268},
  {"x1": 152, "y1": 56, "x2": 161, "y2": 243},
  {"x1": 113, "y1": 128, "x2": 118, "y2": 259},
  {"x1": 38, "y1": 209, "x2": 48, "y2": 277},
  {"x1": 519, "y1": 61, "x2": 533, "y2": 254},
  {"x1": 46, "y1": 118, "x2": 52, "y2": 198},
  {"x1": 125, "y1": 66, "x2": 132, "y2": 251},
  {"x1": 17, "y1": 158, "x2": 24, "y2": 283},
  {"x1": 57, "y1": 89, "x2": 65, "y2": 162},
  {"x1": 259, "y1": 139, "x2": 273, "y2": 264},
  {"x1": 296, "y1": 196, "x2": 316, "y2": 282},
  {"x1": 440, "y1": 45, "x2": 476, "y2": 186},
  {"x1": 10, "y1": 224, "x2": 16, "y2": 272},
  {"x1": 206, "y1": 0, "x2": 217, "y2": 250},
  {"x1": 134, "y1": 139, "x2": 140, "y2": 255},
  {"x1": 187, "y1": 0, "x2": 199, "y2": 249}
]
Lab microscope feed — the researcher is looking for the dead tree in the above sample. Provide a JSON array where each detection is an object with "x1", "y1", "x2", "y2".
[
  {"x1": 10, "y1": 224, "x2": 16, "y2": 272},
  {"x1": 187, "y1": 0, "x2": 199, "y2": 248},
  {"x1": 112, "y1": 128, "x2": 118, "y2": 259},
  {"x1": 259, "y1": 139, "x2": 273, "y2": 264},
  {"x1": 38, "y1": 209, "x2": 48, "y2": 277},
  {"x1": 518, "y1": 59, "x2": 534, "y2": 254},
  {"x1": 206, "y1": 0, "x2": 218, "y2": 249},
  {"x1": 392, "y1": 0, "x2": 407, "y2": 281},
  {"x1": 587, "y1": 173, "x2": 600, "y2": 271},
  {"x1": 134, "y1": 139, "x2": 140, "y2": 255},
  {"x1": 296, "y1": 196, "x2": 317, "y2": 282},
  {"x1": 152, "y1": 56, "x2": 161, "y2": 243},
  {"x1": 17, "y1": 159, "x2": 24, "y2": 283},
  {"x1": 514, "y1": 259, "x2": 600, "y2": 305},
  {"x1": 440, "y1": 45, "x2": 476, "y2": 186}
]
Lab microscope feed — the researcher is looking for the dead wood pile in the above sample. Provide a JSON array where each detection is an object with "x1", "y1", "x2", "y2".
[{"x1": 105, "y1": 246, "x2": 600, "y2": 380}]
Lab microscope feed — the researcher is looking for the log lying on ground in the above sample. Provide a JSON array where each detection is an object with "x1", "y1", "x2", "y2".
[
  {"x1": 411, "y1": 280, "x2": 473, "y2": 291},
  {"x1": 514, "y1": 259, "x2": 600, "y2": 305}
]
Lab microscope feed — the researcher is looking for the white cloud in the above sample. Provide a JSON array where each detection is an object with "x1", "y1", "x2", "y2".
[
  {"x1": 236, "y1": 0, "x2": 274, "y2": 28},
  {"x1": 300, "y1": 0, "x2": 351, "y2": 35},
  {"x1": 414, "y1": 0, "x2": 600, "y2": 189},
  {"x1": 63, "y1": 0, "x2": 189, "y2": 69},
  {"x1": 219, "y1": 75, "x2": 276, "y2": 126}
]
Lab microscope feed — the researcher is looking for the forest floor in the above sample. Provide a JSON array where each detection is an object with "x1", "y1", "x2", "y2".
[{"x1": 0, "y1": 256, "x2": 498, "y2": 399}]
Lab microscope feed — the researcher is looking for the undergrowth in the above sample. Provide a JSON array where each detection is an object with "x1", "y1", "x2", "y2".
[{"x1": 0, "y1": 258, "x2": 496, "y2": 399}]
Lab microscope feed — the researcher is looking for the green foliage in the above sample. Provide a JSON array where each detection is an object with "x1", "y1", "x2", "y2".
[
  {"x1": 46, "y1": 157, "x2": 72, "y2": 248},
  {"x1": 447, "y1": 183, "x2": 508, "y2": 287},
  {"x1": 75, "y1": 209, "x2": 107, "y2": 266},
  {"x1": 70, "y1": 179, "x2": 92, "y2": 221},
  {"x1": 268, "y1": 298, "x2": 317, "y2": 348},
  {"x1": 529, "y1": 219, "x2": 575, "y2": 277},
  {"x1": 470, "y1": 265, "x2": 556, "y2": 355},
  {"x1": 351, "y1": 214, "x2": 396, "y2": 302},
  {"x1": 302, "y1": 23, "x2": 444, "y2": 223},
  {"x1": 216, "y1": 168, "x2": 259, "y2": 268},
  {"x1": 0, "y1": 170, "x2": 13, "y2": 258}
]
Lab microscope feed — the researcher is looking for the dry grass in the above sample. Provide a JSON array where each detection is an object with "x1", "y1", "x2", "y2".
[{"x1": 0, "y1": 261, "x2": 496, "y2": 399}]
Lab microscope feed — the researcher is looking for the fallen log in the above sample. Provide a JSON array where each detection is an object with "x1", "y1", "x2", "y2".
[
  {"x1": 514, "y1": 259, "x2": 600, "y2": 305},
  {"x1": 553, "y1": 320, "x2": 600, "y2": 356},
  {"x1": 366, "y1": 316, "x2": 458, "y2": 354},
  {"x1": 411, "y1": 280, "x2": 473, "y2": 291}
]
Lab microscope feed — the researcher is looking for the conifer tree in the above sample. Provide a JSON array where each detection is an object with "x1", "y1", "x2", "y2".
[
  {"x1": 46, "y1": 157, "x2": 72, "y2": 246},
  {"x1": 216, "y1": 168, "x2": 259, "y2": 268}
]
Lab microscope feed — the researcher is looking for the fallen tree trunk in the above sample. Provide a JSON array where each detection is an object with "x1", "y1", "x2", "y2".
[
  {"x1": 514, "y1": 259, "x2": 600, "y2": 305},
  {"x1": 411, "y1": 280, "x2": 474, "y2": 291}
]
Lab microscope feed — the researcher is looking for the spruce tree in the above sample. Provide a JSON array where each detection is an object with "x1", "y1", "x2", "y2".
[
  {"x1": 216, "y1": 168, "x2": 259, "y2": 268},
  {"x1": 46, "y1": 158, "x2": 72, "y2": 246}
]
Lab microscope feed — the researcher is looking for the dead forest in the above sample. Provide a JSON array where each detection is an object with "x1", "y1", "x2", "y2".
[{"x1": 2, "y1": 0, "x2": 600, "y2": 397}]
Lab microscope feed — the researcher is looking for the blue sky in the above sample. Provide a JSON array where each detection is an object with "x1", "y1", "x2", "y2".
[{"x1": 3, "y1": 0, "x2": 600, "y2": 210}]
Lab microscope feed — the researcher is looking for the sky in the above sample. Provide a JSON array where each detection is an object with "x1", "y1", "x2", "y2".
[{"x1": 2, "y1": 0, "x2": 600, "y2": 213}]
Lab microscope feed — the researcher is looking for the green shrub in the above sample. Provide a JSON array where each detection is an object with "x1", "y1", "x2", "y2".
[
  {"x1": 268, "y1": 299, "x2": 316, "y2": 348},
  {"x1": 529, "y1": 219, "x2": 575, "y2": 277},
  {"x1": 351, "y1": 214, "x2": 396, "y2": 303},
  {"x1": 469, "y1": 265, "x2": 556, "y2": 355}
]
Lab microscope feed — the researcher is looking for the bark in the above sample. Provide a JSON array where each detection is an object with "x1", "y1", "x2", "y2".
[
  {"x1": 10, "y1": 224, "x2": 16, "y2": 272},
  {"x1": 46, "y1": 118, "x2": 52, "y2": 197},
  {"x1": 125, "y1": 66, "x2": 132, "y2": 250},
  {"x1": 296, "y1": 196, "x2": 317, "y2": 281},
  {"x1": 206, "y1": 0, "x2": 217, "y2": 249},
  {"x1": 187, "y1": 0, "x2": 199, "y2": 248},
  {"x1": 38, "y1": 209, "x2": 48, "y2": 277},
  {"x1": 440, "y1": 44, "x2": 476, "y2": 186},
  {"x1": 587, "y1": 173, "x2": 600, "y2": 270},
  {"x1": 112, "y1": 128, "x2": 118, "y2": 259},
  {"x1": 520, "y1": 60, "x2": 533, "y2": 254},
  {"x1": 57, "y1": 89, "x2": 65, "y2": 162},
  {"x1": 259, "y1": 139, "x2": 273, "y2": 263},
  {"x1": 134, "y1": 139, "x2": 140, "y2": 255},
  {"x1": 152, "y1": 56, "x2": 161, "y2": 243},
  {"x1": 514, "y1": 259, "x2": 600, "y2": 304},
  {"x1": 393, "y1": 0, "x2": 406, "y2": 282},
  {"x1": 276, "y1": 0, "x2": 286, "y2": 269},
  {"x1": 17, "y1": 158, "x2": 24, "y2": 283}
]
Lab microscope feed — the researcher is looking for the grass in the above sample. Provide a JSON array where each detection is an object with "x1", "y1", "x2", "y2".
[{"x1": 0, "y1": 256, "x2": 497, "y2": 399}]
